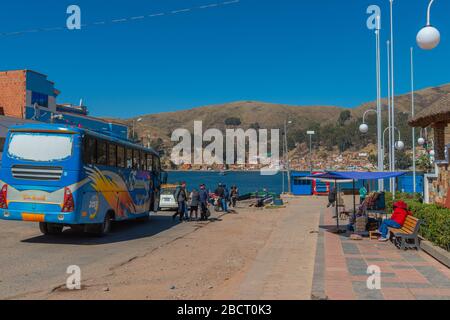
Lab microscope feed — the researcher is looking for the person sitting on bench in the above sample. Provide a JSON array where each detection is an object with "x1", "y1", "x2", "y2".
[{"x1": 378, "y1": 200, "x2": 411, "y2": 242}]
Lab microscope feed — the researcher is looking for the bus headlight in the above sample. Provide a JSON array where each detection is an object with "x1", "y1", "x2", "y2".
[
  {"x1": 58, "y1": 214, "x2": 65, "y2": 221},
  {"x1": 4, "y1": 211, "x2": 10, "y2": 218}
]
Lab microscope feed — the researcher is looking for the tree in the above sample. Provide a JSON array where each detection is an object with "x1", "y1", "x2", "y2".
[
  {"x1": 416, "y1": 154, "x2": 433, "y2": 172},
  {"x1": 395, "y1": 151, "x2": 413, "y2": 170},
  {"x1": 338, "y1": 110, "x2": 352, "y2": 126},
  {"x1": 224, "y1": 117, "x2": 241, "y2": 126}
]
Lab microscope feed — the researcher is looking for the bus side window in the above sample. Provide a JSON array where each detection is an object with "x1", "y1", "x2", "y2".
[
  {"x1": 108, "y1": 143, "x2": 117, "y2": 167},
  {"x1": 0, "y1": 137, "x2": 6, "y2": 153},
  {"x1": 126, "y1": 148, "x2": 133, "y2": 169},
  {"x1": 140, "y1": 151, "x2": 146, "y2": 170},
  {"x1": 146, "y1": 153, "x2": 153, "y2": 172},
  {"x1": 117, "y1": 146, "x2": 125, "y2": 168},
  {"x1": 133, "y1": 149, "x2": 139, "y2": 170},
  {"x1": 153, "y1": 156, "x2": 161, "y2": 173},
  {"x1": 97, "y1": 140, "x2": 107, "y2": 165},
  {"x1": 83, "y1": 136, "x2": 96, "y2": 164}
]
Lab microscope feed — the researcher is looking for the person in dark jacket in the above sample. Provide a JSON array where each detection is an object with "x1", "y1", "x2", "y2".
[
  {"x1": 189, "y1": 189, "x2": 200, "y2": 221},
  {"x1": 173, "y1": 182, "x2": 187, "y2": 222},
  {"x1": 199, "y1": 184, "x2": 209, "y2": 221},
  {"x1": 223, "y1": 185, "x2": 230, "y2": 213},
  {"x1": 327, "y1": 186, "x2": 337, "y2": 208},
  {"x1": 230, "y1": 185, "x2": 239, "y2": 208},
  {"x1": 215, "y1": 183, "x2": 225, "y2": 211}
]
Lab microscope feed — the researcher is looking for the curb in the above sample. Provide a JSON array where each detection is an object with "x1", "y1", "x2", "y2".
[{"x1": 420, "y1": 238, "x2": 450, "y2": 268}]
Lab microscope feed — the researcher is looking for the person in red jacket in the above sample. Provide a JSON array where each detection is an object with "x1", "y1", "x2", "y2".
[{"x1": 378, "y1": 200, "x2": 411, "y2": 242}]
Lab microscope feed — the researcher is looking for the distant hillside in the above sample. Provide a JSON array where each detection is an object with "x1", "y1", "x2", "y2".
[{"x1": 114, "y1": 83, "x2": 450, "y2": 159}]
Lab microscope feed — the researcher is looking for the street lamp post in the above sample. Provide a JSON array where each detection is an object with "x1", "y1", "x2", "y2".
[
  {"x1": 284, "y1": 120, "x2": 293, "y2": 194},
  {"x1": 131, "y1": 117, "x2": 143, "y2": 142},
  {"x1": 382, "y1": 127, "x2": 404, "y2": 161},
  {"x1": 417, "y1": 0, "x2": 441, "y2": 50},
  {"x1": 375, "y1": 15, "x2": 383, "y2": 189},
  {"x1": 359, "y1": 109, "x2": 377, "y2": 134},
  {"x1": 366, "y1": 7, "x2": 383, "y2": 190},
  {"x1": 307, "y1": 131, "x2": 315, "y2": 173},
  {"x1": 381, "y1": 126, "x2": 404, "y2": 194},
  {"x1": 387, "y1": 40, "x2": 392, "y2": 178},
  {"x1": 410, "y1": 47, "x2": 417, "y2": 193},
  {"x1": 389, "y1": 0, "x2": 397, "y2": 194}
]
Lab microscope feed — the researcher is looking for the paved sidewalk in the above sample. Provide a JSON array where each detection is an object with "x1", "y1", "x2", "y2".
[
  {"x1": 235, "y1": 197, "x2": 320, "y2": 299},
  {"x1": 313, "y1": 198, "x2": 450, "y2": 300}
]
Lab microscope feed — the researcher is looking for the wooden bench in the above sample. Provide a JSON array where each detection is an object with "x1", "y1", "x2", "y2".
[{"x1": 388, "y1": 216, "x2": 422, "y2": 250}]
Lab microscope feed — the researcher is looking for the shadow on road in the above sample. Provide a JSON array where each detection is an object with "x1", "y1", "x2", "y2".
[{"x1": 21, "y1": 214, "x2": 179, "y2": 246}]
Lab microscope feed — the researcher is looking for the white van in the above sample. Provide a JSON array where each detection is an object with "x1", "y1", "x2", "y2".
[{"x1": 159, "y1": 184, "x2": 179, "y2": 211}]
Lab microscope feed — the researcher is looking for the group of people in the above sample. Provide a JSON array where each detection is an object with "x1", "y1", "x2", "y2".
[
  {"x1": 327, "y1": 184, "x2": 412, "y2": 242},
  {"x1": 214, "y1": 183, "x2": 239, "y2": 213},
  {"x1": 172, "y1": 182, "x2": 239, "y2": 222}
]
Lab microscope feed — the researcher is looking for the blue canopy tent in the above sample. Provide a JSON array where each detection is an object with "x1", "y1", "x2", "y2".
[{"x1": 305, "y1": 171, "x2": 407, "y2": 233}]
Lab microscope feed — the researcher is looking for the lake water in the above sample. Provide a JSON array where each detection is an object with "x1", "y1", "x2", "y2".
[
  {"x1": 167, "y1": 171, "x2": 289, "y2": 195},
  {"x1": 167, "y1": 171, "x2": 425, "y2": 195}
]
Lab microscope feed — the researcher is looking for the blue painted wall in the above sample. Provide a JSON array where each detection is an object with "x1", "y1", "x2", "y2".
[
  {"x1": 291, "y1": 171, "x2": 425, "y2": 196},
  {"x1": 25, "y1": 71, "x2": 57, "y2": 97}
]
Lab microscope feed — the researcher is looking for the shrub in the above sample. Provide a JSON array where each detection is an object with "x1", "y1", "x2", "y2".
[
  {"x1": 224, "y1": 117, "x2": 241, "y2": 126},
  {"x1": 383, "y1": 192, "x2": 450, "y2": 251}
]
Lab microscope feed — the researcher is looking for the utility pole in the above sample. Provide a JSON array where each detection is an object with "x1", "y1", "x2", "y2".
[
  {"x1": 307, "y1": 131, "x2": 315, "y2": 173},
  {"x1": 284, "y1": 120, "x2": 292, "y2": 194}
]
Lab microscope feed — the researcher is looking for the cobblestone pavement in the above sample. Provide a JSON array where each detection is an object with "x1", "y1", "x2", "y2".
[{"x1": 312, "y1": 197, "x2": 450, "y2": 300}]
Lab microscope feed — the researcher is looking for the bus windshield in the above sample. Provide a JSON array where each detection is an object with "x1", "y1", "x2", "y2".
[{"x1": 8, "y1": 132, "x2": 74, "y2": 162}]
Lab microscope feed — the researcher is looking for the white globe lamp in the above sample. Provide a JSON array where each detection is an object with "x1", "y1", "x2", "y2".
[
  {"x1": 359, "y1": 123, "x2": 369, "y2": 134},
  {"x1": 417, "y1": 137, "x2": 426, "y2": 146},
  {"x1": 417, "y1": 26, "x2": 441, "y2": 50},
  {"x1": 395, "y1": 140, "x2": 405, "y2": 151}
]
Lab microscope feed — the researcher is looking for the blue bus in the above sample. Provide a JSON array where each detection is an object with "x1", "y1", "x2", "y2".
[{"x1": 0, "y1": 124, "x2": 166, "y2": 236}]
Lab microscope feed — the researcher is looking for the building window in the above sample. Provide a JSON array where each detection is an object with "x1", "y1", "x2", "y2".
[
  {"x1": 0, "y1": 137, "x2": 5, "y2": 152},
  {"x1": 294, "y1": 178, "x2": 311, "y2": 186},
  {"x1": 31, "y1": 92, "x2": 49, "y2": 108}
]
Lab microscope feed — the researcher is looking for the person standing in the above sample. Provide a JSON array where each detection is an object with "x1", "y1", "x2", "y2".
[
  {"x1": 230, "y1": 185, "x2": 239, "y2": 208},
  {"x1": 173, "y1": 182, "x2": 188, "y2": 222},
  {"x1": 359, "y1": 185, "x2": 368, "y2": 204},
  {"x1": 327, "y1": 186, "x2": 337, "y2": 208},
  {"x1": 215, "y1": 183, "x2": 225, "y2": 212},
  {"x1": 199, "y1": 184, "x2": 209, "y2": 221},
  {"x1": 223, "y1": 184, "x2": 230, "y2": 213},
  {"x1": 189, "y1": 189, "x2": 200, "y2": 221}
]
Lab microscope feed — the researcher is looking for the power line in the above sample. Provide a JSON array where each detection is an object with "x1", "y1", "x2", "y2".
[{"x1": 0, "y1": 0, "x2": 241, "y2": 37}]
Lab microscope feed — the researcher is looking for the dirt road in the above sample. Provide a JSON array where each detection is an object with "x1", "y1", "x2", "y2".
[{"x1": 0, "y1": 197, "x2": 322, "y2": 300}]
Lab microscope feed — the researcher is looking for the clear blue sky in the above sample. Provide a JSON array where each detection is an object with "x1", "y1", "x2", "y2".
[{"x1": 0, "y1": 0, "x2": 448, "y2": 118}]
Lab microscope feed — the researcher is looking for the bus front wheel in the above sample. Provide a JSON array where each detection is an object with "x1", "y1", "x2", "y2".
[{"x1": 39, "y1": 222, "x2": 63, "y2": 235}]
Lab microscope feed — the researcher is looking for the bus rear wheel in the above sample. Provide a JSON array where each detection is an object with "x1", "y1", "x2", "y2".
[
  {"x1": 87, "y1": 212, "x2": 113, "y2": 236},
  {"x1": 39, "y1": 222, "x2": 63, "y2": 235}
]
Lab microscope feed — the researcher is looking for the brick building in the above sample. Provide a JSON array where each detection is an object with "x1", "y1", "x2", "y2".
[{"x1": 0, "y1": 70, "x2": 59, "y2": 118}]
